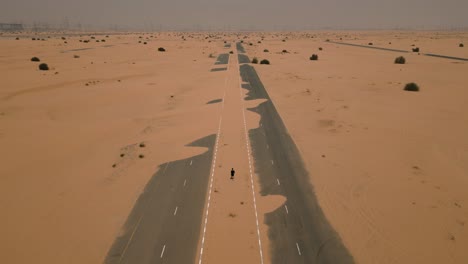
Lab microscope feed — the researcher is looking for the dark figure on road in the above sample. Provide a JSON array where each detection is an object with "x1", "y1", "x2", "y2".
[{"x1": 231, "y1": 168, "x2": 235, "y2": 179}]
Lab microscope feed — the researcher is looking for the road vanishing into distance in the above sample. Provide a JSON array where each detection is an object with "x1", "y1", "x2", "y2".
[
  {"x1": 329, "y1": 41, "x2": 468, "y2": 61},
  {"x1": 104, "y1": 43, "x2": 354, "y2": 264}
]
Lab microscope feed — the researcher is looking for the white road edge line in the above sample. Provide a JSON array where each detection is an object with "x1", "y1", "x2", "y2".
[
  {"x1": 296, "y1": 242, "x2": 302, "y2": 256},
  {"x1": 238, "y1": 61, "x2": 264, "y2": 264},
  {"x1": 160, "y1": 244, "x2": 166, "y2": 258},
  {"x1": 198, "y1": 53, "x2": 229, "y2": 264},
  {"x1": 174, "y1": 206, "x2": 178, "y2": 216},
  {"x1": 118, "y1": 215, "x2": 144, "y2": 263}
]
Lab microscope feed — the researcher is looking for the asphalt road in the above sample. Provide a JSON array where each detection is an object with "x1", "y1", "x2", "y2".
[
  {"x1": 215, "y1": 53, "x2": 230, "y2": 65},
  {"x1": 239, "y1": 57, "x2": 355, "y2": 264},
  {"x1": 238, "y1": 54, "x2": 251, "y2": 64},
  {"x1": 236, "y1": 42, "x2": 246, "y2": 53},
  {"x1": 330, "y1": 41, "x2": 468, "y2": 61},
  {"x1": 104, "y1": 135, "x2": 215, "y2": 264}
]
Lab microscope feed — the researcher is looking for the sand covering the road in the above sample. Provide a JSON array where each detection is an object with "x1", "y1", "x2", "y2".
[
  {"x1": 0, "y1": 30, "x2": 468, "y2": 264},
  {"x1": 0, "y1": 32, "x2": 226, "y2": 263}
]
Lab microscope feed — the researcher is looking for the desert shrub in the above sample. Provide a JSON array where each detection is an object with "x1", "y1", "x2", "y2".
[
  {"x1": 263, "y1": 49, "x2": 269, "y2": 52},
  {"x1": 139, "y1": 143, "x2": 146, "y2": 148},
  {"x1": 460, "y1": 43, "x2": 464, "y2": 47},
  {"x1": 310, "y1": 54, "x2": 318, "y2": 60},
  {"x1": 326, "y1": 39, "x2": 330, "y2": 42},
  {"x1": 258, "y1": 41, "x2": 261, "y2": 43},
  {"x1": 282, "y1": 49, "x2": 288, "y2": 53},
  {"x1": 404, "y1": 83, "x2": 419, "y2": 92},
  {"x1": 368, "y1": 42, "x2": 373, "y2": 45},
  {"x1": 319, "y1": 47, "x2": 323, "y2": 50},
  {"x1": 260, "y1": 59, "x2": 270, "y2": 65},
  {"x1": 412, "y1": 47, "x2": 420, "y2": 52},
  {"x1": 229, "y1": 51, "x2": 234, "y2": 54},
  {"x1": 38, "y1": 63, "x2": 49, "y2": 71},
  {"x1": 394, "y1": 56, "x2": 406, "y2": 64},
  {"x1": 61, "y1": 37, "x2": 66, "y2": 40},
  {"x1": 158, "y1": 47, "x2": 166, "y2": 52},
  {"x1": 32, "y1": 38, "x2": 36, "y2": 41},
  {"x1": 101, "y1": 39, "x2": 106, "y2": 42},
  {"x1": 73, "y1": 55, "x2": 80, "y2": 58},
  {"x1": 282, "y1": 39, "x2": 286, "y2": 42},
  {"x1": 252, "y1": 57, "x2": 258, "y2": 64},
  {"x1": 143, "y1": 42, "x2": 147, "y2": 45},
  {"x1": 31, "y1": 57, "x2": 40, "y2": 62},
  {"x1": 15, "y1": 37, "x2": 19, "y2": 40},
  {"x1": 389, "y1": 42, "x2": 392, "y2": 44}
]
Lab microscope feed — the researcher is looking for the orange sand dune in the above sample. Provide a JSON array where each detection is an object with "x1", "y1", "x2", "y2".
[{"x1": 1, "y1": 31, "x2": 467, "y2": 264}]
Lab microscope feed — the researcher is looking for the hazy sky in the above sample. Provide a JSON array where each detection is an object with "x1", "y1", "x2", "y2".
[{"x1": 2, "y1": 0, "x2": 468, "y2": 30}]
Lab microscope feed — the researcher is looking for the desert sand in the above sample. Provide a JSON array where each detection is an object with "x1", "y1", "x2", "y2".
[{"x1": 1, "y1": 30, "x2": 467, "y2": 264}]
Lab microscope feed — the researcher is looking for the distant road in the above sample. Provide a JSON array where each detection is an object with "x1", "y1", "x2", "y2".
[
  {"x1": 238, "y1": 42, "x2": 354, "y2": 263},
  {"x1": 104, "y1": 135, "x2": 215, "y2": 264},
  {"x1": 329, "y1": 41, "x2": 468, "y2": 61}
]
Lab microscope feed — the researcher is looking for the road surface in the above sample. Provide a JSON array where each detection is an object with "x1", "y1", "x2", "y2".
[{"x1": 238, "y1": 43, "x2": 355, "y2": 263}]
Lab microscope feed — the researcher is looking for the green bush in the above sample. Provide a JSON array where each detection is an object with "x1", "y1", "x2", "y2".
[
  {"x1": 38, "y1": 63, "x2": 49, "y2": 71},
  {"x1": 260, "y1": 59, "x2": 270, "y2": 65},
  {"x1": 394, "y1": 56, "x2": 406, "y2": 64},
  {"x1": 404, "y1": 83, "x2": 419, "y2": 92},
  {"x1": 158, "y1": 47, "x2": 166, "y2": 52},
  {"x1": 263, "y1": 49, "x2": 269, "y2": 52},
  {"x1": 460, "y1": 43, "x2": 464, "y2": 47},
  {"x1": 31, "y1": 57, "x2": 40, "y2": 62},
  {"x1": 412, "y1": 47, "x2": 420, "y2": 52},
  {"x1": 310, "y1": 54, "x2": 318, "y2": 60},
  {"x1": 252, "y1": 57, "x2": 258, "y2": 64}
]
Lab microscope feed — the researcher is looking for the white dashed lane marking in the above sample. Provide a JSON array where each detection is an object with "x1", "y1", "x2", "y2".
[
  {"x1": 296, "y1": 242, "x2": 302, "y2": 256},
  {"x1": 183, "y1": 179, "x2": 187, "y2": 187},
  {"x1": 190, "y1": 160, "x2": 193, "y2": 166},
  {"x1": 238, "y1": 71, "x2": 264, "y2": 263},
  {"x1": 173, "y1": 206, "x2": 178, "y2": 216},
  {"x1": 198, "y1": 56, "x2": 229, "y2": 264},
  {"x1": 277, "y1": 179, "x2": 280, "y2": 185},
  {"x1": 285, "y1": 205, "x2": 289, "y2": 214},
  {"x1": 160, "y1": 245, "x2": 166, "y2": 258}
]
